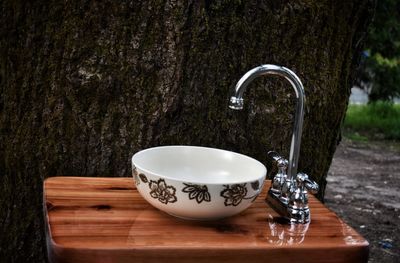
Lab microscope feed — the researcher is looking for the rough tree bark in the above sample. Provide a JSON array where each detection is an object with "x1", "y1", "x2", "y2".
[{"x1": 1, "y1": 0, "x2": 373, "y2": 262}]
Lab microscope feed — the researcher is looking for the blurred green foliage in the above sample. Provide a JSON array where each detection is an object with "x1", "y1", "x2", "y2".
[
  {"x1": 344, "y1": 102, "x2": 400, "y2": 140},
  {"x1": 356, "y1": 0, "x2": 400, "y2": 102}
]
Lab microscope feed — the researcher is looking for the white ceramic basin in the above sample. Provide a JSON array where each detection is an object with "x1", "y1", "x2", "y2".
[{"x1": 131, "y1": 146, "x2": 267, "y2": 220}]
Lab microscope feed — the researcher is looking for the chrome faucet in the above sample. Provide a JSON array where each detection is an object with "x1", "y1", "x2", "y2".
[{"x1": 229, "y1": 64, "x2": 319, "y2": 224}]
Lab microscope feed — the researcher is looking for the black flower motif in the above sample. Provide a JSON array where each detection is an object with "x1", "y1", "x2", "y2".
[
  {"x1": 251, "y1": 180, "x2": 260, "y2": 191},
  {"x1": 132, "y1": 166, "x2": 139, "y2": 185},
  {"x1": 139, "y1": 173, "x2": 148, "y2": 183},
  {"x1": 149, "y1": 179, "x2": 177, "y2": 204},
  {"x1": 220, "y1": 184, "x2": 248, "y2": 206},
  {"x1": 182, "y1": 183, "x2": 211, "y2": 203},
  {"x1": 250, "y1": 180, "x2": 264, "y2": 202}
]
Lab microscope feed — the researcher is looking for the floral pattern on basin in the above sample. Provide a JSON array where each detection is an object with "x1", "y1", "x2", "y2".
[
  {"x1": 251, "y1": 180, "x2": 260, "y2": 191},
  {"x1": 182, "y1": 183, "x2": 211, "y2": 203},
  {"x1": 137, "y1": 174, "x2": 261, "y2": 207},
  {"x1": 139, "y1": 173, "x2": 148, "y2": 183},
  {"x1": 132, "y1": 166, "x2": 139, "y2": 185},
  {"x1": 148, "y1": 179, "x2": 177, "y2": 204},
  {"x1": 220, "y1": 184, "x2": 248, "y2": 206}
]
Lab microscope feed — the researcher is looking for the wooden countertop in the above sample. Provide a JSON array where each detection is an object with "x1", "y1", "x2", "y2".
[{"x1": 44, "y1": 177, "x2": 368, "y2": 263}]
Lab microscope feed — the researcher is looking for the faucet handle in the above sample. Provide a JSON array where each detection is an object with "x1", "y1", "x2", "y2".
[
  {"x1": 296, "y1": 173, "x2": 319, "y2": 194},
  {"x1": 267, "y1": 151, "x2": 284, "y2": 162},
  {"x1": 266, "y1": 151, "x2": 287, "y2": 179}
]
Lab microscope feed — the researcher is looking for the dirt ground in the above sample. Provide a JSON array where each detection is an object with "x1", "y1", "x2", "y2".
[{"x1": 325, "y1": 139, "x2": 400, "y2": 263}]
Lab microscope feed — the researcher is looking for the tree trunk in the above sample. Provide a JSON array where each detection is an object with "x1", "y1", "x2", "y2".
[{"x1": 1, "y1": 1, "x2": 373, "y2": 262}]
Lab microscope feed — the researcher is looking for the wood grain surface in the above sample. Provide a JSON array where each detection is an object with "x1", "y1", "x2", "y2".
[{"x1": 44, "y1": 177, "x2": 369, "y2": 263}]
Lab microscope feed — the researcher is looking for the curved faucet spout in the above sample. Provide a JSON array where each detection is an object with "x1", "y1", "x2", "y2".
[{"x1": 229, "y1": 64, "x2": 305, "y2": 181}]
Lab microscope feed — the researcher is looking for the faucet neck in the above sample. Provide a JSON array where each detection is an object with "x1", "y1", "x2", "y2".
[{"x1": 230, "y1": 64, "x2": 305, "y2": 180}]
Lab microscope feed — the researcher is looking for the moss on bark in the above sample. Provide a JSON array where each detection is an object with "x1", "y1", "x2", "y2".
[{"x1": 0, "y1": 0, "x2": 373, "y2": 262}]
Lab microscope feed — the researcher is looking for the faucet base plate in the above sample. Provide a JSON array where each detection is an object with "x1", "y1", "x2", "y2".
[{"x1": 266, "y1": 188, "x2": 311, "y2": 224}]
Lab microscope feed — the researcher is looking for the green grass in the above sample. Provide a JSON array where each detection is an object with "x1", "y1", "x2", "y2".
[{"x1": 343, "y1": 101, "x2": 400, "y2": 141}]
